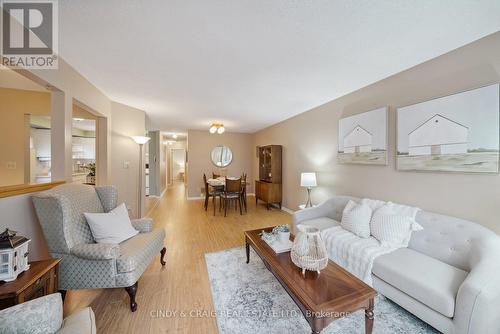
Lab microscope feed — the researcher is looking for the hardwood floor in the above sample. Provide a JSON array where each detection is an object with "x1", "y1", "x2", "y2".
[{"x1": 64, "y1": 181, "x2": 292, "y2": 333}]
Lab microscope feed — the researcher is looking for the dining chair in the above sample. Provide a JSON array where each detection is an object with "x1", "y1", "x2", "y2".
[
  {"x1": 212, "y1": 172, "x2": 221, "y2": 179},
  {"x1": 203, "y1": 174, "x2": 223, "y2": 215},
  {"x1": 241, "y1": 173, "x2": 247, "y2": 213},
  {"x1": 223, "y1": 177, "x2": 242, "y2": 217}
]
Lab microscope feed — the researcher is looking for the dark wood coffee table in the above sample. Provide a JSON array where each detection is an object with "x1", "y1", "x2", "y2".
[{"x1": 245, "y1": 227, "x2": 376, "y2": 334}]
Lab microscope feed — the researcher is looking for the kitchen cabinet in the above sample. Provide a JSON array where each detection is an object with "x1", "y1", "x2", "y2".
[
  {"x1": 72, "y1": 137, "x2": 95, "y2": 159},
  {"x1": 31, "y1": 129, "x2": 51, "y2": 158}
]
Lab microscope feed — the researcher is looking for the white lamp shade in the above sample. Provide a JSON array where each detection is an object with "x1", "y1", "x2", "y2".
[
  {"x1": 300, "y1": 172, "x2": 317, "y2": 187},
  {"x1": 131, "y1": 136, "x2": 151, "y2": 145},
  {"x1": 217, "y1": 126, "x2": 225, "y2": 134},
  {"x1": 209, "y1": 125, "x2": 217, "y2": 134}
]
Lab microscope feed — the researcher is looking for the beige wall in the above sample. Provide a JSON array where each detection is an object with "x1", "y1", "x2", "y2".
[
  {"x1": 254, "y1": 32, "x2": 500, "y2": 234},
  {"x1": 0, "y1": 60, "x2": 146, "y2": 260},
  {"x1": 187, "y1": 130, "x2": 253, "y2": 198},
  {"x1": 109, "y1": 102, "x2": 147, "y2": 218},
  {"x1": 0, "y1": 88, "x2": 51, "y2": 186},
  {"x1": 19, "y1": 59, "x2": 112, "y2": 184}
]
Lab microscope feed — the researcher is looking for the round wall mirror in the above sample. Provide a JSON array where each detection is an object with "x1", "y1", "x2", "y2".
[{"x1": 211, "y1": 145, "x2": 233, "y2": 167}]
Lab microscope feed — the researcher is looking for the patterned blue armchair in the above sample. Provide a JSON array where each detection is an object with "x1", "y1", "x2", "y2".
[{"x1": 32, "y1": 184, "x2": 166, "y2": 312}]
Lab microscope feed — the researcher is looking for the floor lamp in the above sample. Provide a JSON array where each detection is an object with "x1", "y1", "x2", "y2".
[{"x1": 132, "y1": 136, "x2": 151, "y2": 218}]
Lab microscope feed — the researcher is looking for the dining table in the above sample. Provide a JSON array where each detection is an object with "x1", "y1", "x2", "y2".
[
  {"x1": 206, "y1": 176, "x2": 247, "y2": 188},
  {"x1": 207, "y1": 176, "x2": 248, "y2": 213}
]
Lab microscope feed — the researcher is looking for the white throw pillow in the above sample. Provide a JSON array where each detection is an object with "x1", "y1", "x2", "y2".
[
  {"x1": 361, "y1": 198, "x2": 420, "y2": 219},
  {"x1": 341, "y1": 200, "x2": 372, "y2": 238},
  {"x1": 84, "y1": 203, "x2": 138, "y2": 244},
  {"x1": 370, "y1": 203, "x2": 423, "y2": 247}
]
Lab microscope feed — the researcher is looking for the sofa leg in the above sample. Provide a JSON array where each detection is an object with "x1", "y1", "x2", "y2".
[
  {"x1": 125, "y1": 282, "x2": 138, "y2": 312},
  {"x1": 160, "y1": 247, "x2": 167, "y2": 266},
  {"x1": 59, "y1": 290, "x2": 67, "y2": 302}
]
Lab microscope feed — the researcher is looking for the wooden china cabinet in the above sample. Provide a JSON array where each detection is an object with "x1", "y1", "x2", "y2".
[{"x1": 255, "y1": 145, "x2": 282, "y2": 209}]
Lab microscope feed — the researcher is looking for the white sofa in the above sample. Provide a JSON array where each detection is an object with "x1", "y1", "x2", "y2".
[{"x1": 293, "y1": 195, "x2": 500, "y2": 334}]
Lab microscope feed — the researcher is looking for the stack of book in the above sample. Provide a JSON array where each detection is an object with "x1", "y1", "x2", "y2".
[{"x1": 262, "y1": 235, "x2": 293, "y2": 254}]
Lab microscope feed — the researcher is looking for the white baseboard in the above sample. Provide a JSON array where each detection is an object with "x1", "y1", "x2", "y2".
[
  {"x1": 280, "y1": 206, "x2": 295, "y2": 214},
  {"x1": 187, "y1": 196, "x2": 204, "y2": 200}
]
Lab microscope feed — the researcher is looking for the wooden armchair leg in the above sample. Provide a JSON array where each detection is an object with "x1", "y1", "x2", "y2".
[
  {"x1": 160, "y1": 247, "x2": 166, "y2": 266},
  {"x1": 59, "y1": 290, "x2": 67, "y2": 302},
  {"x1": 125, "y1": 282, "x2": 138, "y2": 312},
  {"x1": 224, "y1": 197, "x2": 228, "y2": 217}
]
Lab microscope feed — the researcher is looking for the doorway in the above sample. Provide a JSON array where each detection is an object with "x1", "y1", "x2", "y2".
[
  {"x1": 72, "y1": 104, "x2": 98, "y2": 185},
  {"x1": 169, "y1": 148, "x2": 186, "y2": 185}
]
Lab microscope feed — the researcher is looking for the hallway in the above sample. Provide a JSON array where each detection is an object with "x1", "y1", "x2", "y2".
[{"x1": 65, "y1": 181, "x2": 292, "y2": 333}]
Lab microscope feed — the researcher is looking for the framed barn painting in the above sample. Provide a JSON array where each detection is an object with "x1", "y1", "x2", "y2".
[
  {"x1": 338, "y1": 107, "x2": 388, "y2": 165},
  {"x1": 397, "y1": 83, "x2": 499, "y2": 173}
]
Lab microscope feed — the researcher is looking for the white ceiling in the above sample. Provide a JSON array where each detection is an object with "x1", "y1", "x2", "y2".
[{"x1": 58, "y1": 1, "x2": 500, "y2": 133}]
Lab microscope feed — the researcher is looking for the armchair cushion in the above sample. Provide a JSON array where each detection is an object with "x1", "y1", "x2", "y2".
[
  {"x1": 117, "y1": 228, "x2": 166, "y2": 273},
  {"x1": 131, "y1": 218, "x2": 154, "y2": 233},
  {"x1": 0, "y1": 293, "x2": 63, "y2": 334},
  {"x1": 71, "y1": 243, "x2": 120, "y2": 260}
]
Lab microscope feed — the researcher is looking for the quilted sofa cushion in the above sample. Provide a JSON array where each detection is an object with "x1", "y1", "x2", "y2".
[
  {"x1": 373, "y1": 248, "x2": 468, "y2": 317},
  {"x1": 299, "y1": 217, "x2": 339, "y2": 232},
  {"x1": 116, "y1": 228, "x2": 166, "y2": 273},
  {"x1": 57, "y1": 307, "x2": 95, "y2": 334}
]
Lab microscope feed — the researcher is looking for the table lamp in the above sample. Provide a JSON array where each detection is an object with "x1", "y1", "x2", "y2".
[{"x1": 300, "y1": 172, "x2": 317, "y2": 208}]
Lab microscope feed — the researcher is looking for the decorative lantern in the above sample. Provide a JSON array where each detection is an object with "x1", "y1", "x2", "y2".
[
  {"x1": 0, "y1": 229, "x2": 30, "y2": 282},
  {"x1": 291, "y1": 225, "x2": 328, "y2": 276}
]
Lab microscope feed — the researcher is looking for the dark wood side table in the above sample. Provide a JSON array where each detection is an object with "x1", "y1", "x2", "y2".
[{"x1": 0, "y1": 258, "x2": 61, "y2": 310}]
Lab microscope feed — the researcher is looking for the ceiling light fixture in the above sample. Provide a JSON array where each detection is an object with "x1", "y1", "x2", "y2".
[
  {"x1": 209, "y1": 123, "x2": 225, "y2": 134},
  {"x1": 172, "y1": 133, "x2": 178, "y2": 139}
]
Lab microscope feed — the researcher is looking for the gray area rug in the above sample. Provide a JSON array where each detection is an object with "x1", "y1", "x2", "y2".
[{"x1": 205, "y1": 247, "x2": 439, "y2": 334}]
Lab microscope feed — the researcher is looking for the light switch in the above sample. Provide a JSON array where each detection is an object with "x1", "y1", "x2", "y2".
[
  {"x1": 123, "y1": 161, "x2": 130, "y2": 169},
  {"x1": 6, "y1": 162, "x2": 16, "y2": 169}
]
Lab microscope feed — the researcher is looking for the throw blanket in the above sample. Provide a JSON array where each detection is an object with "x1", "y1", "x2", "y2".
[{"x1": 321, "y1": 226, "x2": 401, "y2": 286}]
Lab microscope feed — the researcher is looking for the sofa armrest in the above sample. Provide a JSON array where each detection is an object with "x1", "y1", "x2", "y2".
[
  {"x1": 131, "y1": 218, "x2": 153, "y2": 233},
  {"x1": 0, "y1": 293, "x2": 63, "y2": 334},
  {"x1": 71, "y1": 243, "x2": 120, "y2": 260},
  {"x1": 293, "y1": 204, "x2": 329, "y2": 223},
  {"x1": 454, "y1": 238, "x2": 500, "y2": 334}
]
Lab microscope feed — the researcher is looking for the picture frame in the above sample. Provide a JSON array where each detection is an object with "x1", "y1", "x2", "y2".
[
  {"x1": 338, "y1": 107, "x2": 388, "y2": 165},
  {"x1": 396, "y1": 83, "x2": 499, "y2": 173}
]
